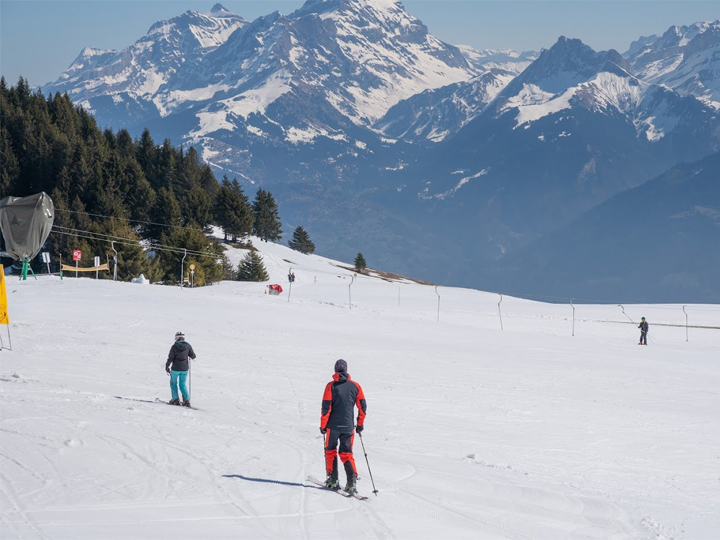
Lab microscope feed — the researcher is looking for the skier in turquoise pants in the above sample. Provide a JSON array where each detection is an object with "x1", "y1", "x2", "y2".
[{"x1": 165, "y1": 331, "x2": 196, "y2": 407}]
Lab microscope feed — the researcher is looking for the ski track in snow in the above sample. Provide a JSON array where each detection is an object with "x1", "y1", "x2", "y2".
[{"x1": 1, "y1": 239, "x2": 719, "y2": 539}]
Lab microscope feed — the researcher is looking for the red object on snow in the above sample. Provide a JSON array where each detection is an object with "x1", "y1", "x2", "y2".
[{"x1": 269, "y1": 284, "x2": 283, "y2": 294}]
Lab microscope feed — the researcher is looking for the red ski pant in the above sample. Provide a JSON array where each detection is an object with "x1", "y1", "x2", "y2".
[{"x1": 324, "y1": 429, "x2": 357, "y2": 476}]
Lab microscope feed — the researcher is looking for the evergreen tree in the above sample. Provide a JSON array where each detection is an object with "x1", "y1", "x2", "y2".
[
  {"x1": 252, "y1": 188, "x2": 283, "y2": 242},
  {"x1": 147, "y1": 187, "x2": 182, "y2": 240},
  {"x1": 237, "y1": 251, "x2": 269, "y2": 281},
  {"x1": 288, "y1": 226, "x2": 315, "y2": 254},
  {"x1": 136, "y1": 128, "x2": 158, "y2": 189},
  {"x1": 354, "y1": 253, "x2": 367, "y2": 271},
  {"x1": 215, "y1": 176, "x2": 253, "y2": 242}
]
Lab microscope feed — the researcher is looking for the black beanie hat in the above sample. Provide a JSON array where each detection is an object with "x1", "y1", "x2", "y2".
[{"x1": 334, "y1": 359, "x2": 347, "y2": 373}]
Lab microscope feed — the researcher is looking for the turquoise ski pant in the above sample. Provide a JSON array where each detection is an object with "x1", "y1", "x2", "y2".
[{"x1": 170, "y1": 370, "x2": 189, "y2": 401}]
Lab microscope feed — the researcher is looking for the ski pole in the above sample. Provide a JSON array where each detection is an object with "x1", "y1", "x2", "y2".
[{"x1": 358, "y1": 431, "x2": 378, "y2": 495}]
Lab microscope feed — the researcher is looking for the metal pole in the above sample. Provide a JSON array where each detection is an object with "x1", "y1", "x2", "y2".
[
  {"x1": 398, "y1": 286, "x2": 401, "y2": 307},
  {"x1": 288, "y1": 268, "x2": 292, "y2": 302},
  {"x1": 112, "y1": 241, "x2": 118, "y2": 282},
  {"x1": 358, "y1": 433, "x2": 379, "y2": 495},
  {"x1": 181, "y1": 248, "x2": 187, "y2": 289},
  {"x1": 435, "y1": 285, "x2": 440, "y2": 322},
  {"x1": 5, "y1": 323, "x2": 11, "y2": 351},
  {"x1": 349, "y1": 275, "x2": 355, "y2": 310},
  {"x1": 75, "y1": 259, "x2": 78, "y2": 278},
  {"x1": 498, "y1": 294, "x2": 504, "y2": 331},
  {"x1": 570, "y1": 298, "x2": 575, "y2": 337},
  {"x1": 683, "y1": 305, "x2": 688, "y2": 342},
  {"x1": 618, "y1": 304, "x2": 634, "y2": 324}
]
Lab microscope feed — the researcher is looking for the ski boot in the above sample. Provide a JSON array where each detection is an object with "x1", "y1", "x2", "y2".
[
  {"x1": 344, "y1": 475, "x2": 357, "y2": 495},
  {"x1": 324, "y1": 473, "x2": 340, "y2": 491},
  {"x1": 182, "y1": 400, "x2": 191, "y2": 408},
  {"x1": 168, "y1": 398, "x2": 181, "y2": 405}
]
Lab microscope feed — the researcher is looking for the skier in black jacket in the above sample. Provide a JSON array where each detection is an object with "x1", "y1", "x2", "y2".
[
  {"x1": 320, "y1": 359, "x2": 367, "y2": 494},
  {"x1": 638, "y1": 317, "x2": 649, "y2": 345},
  {"x1": 165, "y1": 331, "x2": 196, "y2": 406}
]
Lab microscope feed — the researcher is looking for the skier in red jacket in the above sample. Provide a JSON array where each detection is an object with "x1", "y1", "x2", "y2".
[{"x1": 320, "y1": 359, "x2": 367, "y2": 494}]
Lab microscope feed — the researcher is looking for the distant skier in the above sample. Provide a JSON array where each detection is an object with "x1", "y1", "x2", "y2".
[
  {"x1": 638, "y1": 317, "x2": 649, "y2": 345},
  {"x1": 165, "y1": 331, "x2": 196, "y2": 406},
  {"x1": 320, "y1": 359, "x2": 367, "y2": 494}
]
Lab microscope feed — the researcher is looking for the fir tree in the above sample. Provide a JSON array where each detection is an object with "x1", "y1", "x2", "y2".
[
  {"x1": 354, "y1": 252, "x2": 367, "y2": 271},
  {"x1": 252, "y1": 188, "x2": 283, "y2": 242},
  {"x1": 237, "y1": 251, "x2": 269, "y2": 281},
  {"x1": 214, "y1": 176, "x2": 253, "y2": 242},
  {"x1": 288, "y1": 226, "x2": 315, "y2": 254}
]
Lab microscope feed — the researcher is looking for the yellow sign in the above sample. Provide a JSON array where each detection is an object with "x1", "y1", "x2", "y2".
[
  {"x1": 189, "y1": 264, "x2": 195, "y2": 270},
  {"x1": 0, "y1": 265, "x2": 9, "y2": 325}
]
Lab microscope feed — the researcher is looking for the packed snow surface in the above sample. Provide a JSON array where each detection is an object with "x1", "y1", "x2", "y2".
[{"x1": 1, "y1": 239, "x2": 719, "y2": 539}]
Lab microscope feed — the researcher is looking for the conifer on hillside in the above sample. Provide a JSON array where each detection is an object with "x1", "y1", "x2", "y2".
[
  {"x1": 215, "y1": 176, "x2": 253, "y2": 242},
  {"x1": 252, "y1": 188, "x2": 283, "y2": 242},
  {"x1": 354, "y1": 253, "x2": 367, "y2": 271},
  {"x1": 237, "y1": 251, "x2": 269, "y2": 281},
  {"x1": 288, "y1": 226, "x2": 315, "y2": 254}
]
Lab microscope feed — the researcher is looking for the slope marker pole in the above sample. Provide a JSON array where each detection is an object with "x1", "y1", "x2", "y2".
[
  {"x1": 435, "y1": 286, "x2": 440, "y2": 322},
  {"x1": 498, "y1": 294, "x2": 504, "y2": 331}
]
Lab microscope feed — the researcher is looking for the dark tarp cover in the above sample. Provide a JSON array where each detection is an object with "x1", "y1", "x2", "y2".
[{"x1": 0, "y1": 192, "x2": 55, "y2": 260}]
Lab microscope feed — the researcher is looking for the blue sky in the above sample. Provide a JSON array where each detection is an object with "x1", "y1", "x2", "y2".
[{"x1": 2, "y1": 1, "x2": 719, "y2": 87}]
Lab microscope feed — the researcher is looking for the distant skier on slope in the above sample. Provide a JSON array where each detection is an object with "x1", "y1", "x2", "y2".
[
  {"x1": 165, "y1": 331, "x2": 196, "y2": 406},
  {"x1": 638, "y1": 317, "x2": 649, "y2": 345},
  {"x1": 320, "y1": 359, "x2": 367, "y2": 494}
]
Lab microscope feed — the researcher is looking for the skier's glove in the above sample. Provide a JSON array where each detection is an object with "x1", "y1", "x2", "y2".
[
  {"x1": 356, "y1": 424, "x2": 364, "y2": 433},
  {"x1": 166, "y1": 368, "x2": 171, "y2": 375},
  {"x1": 320, "y1": 427, "x2": 327, "y2": 434}
]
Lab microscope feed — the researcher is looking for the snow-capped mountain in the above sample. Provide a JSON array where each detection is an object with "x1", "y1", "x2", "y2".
[
  {"x1": 44, "y1": 0, "x2": 477, "y2": 149},
  {"x1": 625, "y1": 20, "x2": 720, "y2": 108},
  {"x1": 375, "y1": 69, "x2": 515, "y2": 142},
  {"x1": 45, "y1": 4, "x2": 248, "y2": 127},
  {"x1": 457, "y1": 46, "x2": 538, "y2": 75},
  {"x1": 489, "y1": 37, "x2": 714, "y2": 144}
]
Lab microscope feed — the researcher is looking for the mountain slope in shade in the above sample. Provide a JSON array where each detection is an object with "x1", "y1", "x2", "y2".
[
  {"x1": 625, "y1": 20, "x2": 720, "y2": 108},
  {"x1": 485, "y1": 151, "x2": 720, "y2": 303}
]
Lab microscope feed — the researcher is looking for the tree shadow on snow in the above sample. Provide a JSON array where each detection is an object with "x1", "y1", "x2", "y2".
[{"x1": 222, "y1": 474, "x2": 323, "y2": 491}]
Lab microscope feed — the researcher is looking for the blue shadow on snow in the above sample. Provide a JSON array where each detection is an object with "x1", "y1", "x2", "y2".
[{"x1": 222, "y1": 474, "x2": 323, "y2": 490}]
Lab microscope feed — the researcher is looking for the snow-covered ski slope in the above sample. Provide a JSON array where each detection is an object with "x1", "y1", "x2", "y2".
[{"x1": 2, "y1": 239, "x2": 719, "y2": 539}]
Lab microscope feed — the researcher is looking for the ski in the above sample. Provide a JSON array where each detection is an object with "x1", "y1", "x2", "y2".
[
  {"x1": 307, "y1": 475, "x2": 368, "y2": 500},
  {"x1": 154, "y1": 397, "x2": 199, "y2": 410}
]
